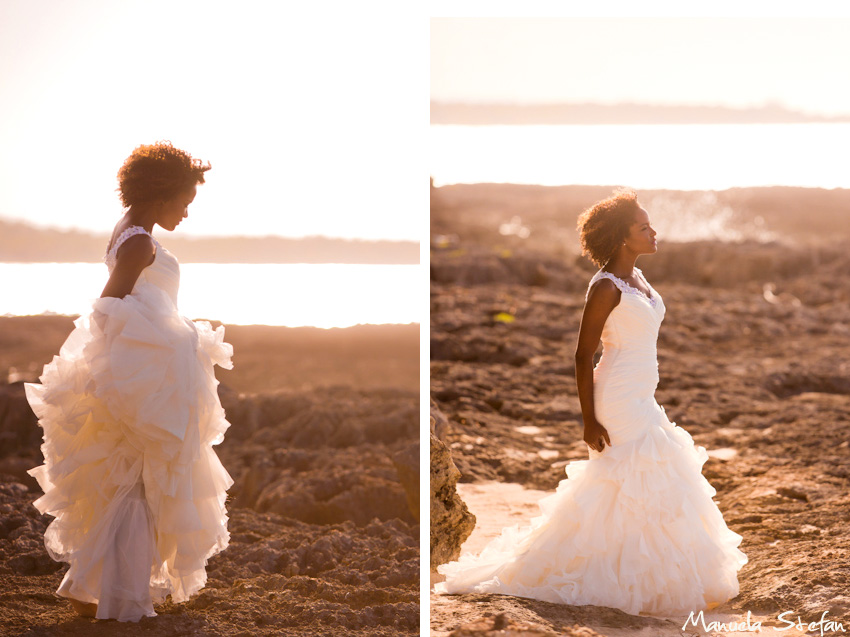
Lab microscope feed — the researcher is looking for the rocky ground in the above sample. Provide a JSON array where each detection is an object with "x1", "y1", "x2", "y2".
[
  {"x1": 0, "y1": 319, "x2": 419, "y2": 636},
  {"x1": 430, "y1": 184, "x2": 850, "y2": 636}
]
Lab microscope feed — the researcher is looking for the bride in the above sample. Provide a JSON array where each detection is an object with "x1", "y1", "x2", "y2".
[
  {"x1": 26, "y1": 142, "x2": 233, "y2": 621},
  {"x1": 435, "y1": 189, "x2": 747, "y2": 616}
]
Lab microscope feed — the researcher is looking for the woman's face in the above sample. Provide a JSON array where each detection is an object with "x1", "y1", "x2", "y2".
[
  {"x1": 624, "y1": 206, "x2": 657, "y2": 255},
  {"x1": 157, "y1": 185, "x2": 197, "y2": 231}
]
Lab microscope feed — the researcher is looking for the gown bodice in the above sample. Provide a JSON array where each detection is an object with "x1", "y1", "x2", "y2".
[
  {"x1": 586, "y1": 267, "x2": 665, "y2": 354},
  {"x1": 105, "y1": 225, "x2": 180, "y2": 308},
  {"x1": 587, "y1": 268, "x2": 668, "y2": 445}
]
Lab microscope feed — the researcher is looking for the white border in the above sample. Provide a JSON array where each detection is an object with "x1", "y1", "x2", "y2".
[{"x1": 430, "y1": 0, "x2": 850, "y2": 18}]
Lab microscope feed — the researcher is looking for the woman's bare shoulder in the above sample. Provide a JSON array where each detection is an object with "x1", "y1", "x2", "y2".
[
  {"x1": 587, "y1": 276, "x2": 619, "y2": 297},
  {"x1": 585, "y1": 276, "x2": 621, "y2": 313},
  {"x1": 114, "y1": 232, "x2": 155, "y2": 266}
]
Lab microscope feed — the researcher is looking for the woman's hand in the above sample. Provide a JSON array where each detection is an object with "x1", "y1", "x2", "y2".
[{"x1": 583, "y1": 418, "x2": 612, "y2": 452}]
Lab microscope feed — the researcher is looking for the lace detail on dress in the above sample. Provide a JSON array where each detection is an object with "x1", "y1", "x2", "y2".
[
  {"x1": 587, "y1": 267, "x2": 657, "y2": 307},
  {"x1": 105, "y1": 226, "x2": 154, "y2": 272}
]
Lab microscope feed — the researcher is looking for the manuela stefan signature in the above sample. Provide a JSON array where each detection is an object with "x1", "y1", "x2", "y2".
[{"x1": 682, "y1": 610, "x2": 846, "y2": 634}]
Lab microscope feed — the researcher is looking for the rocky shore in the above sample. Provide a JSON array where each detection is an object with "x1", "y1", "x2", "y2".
[
  {"x1": 430, "y1": 183, "x2": 850, "y2": 636},
  {"x1": 0, "y1": 319, "x2": 419, "y2": 636}
]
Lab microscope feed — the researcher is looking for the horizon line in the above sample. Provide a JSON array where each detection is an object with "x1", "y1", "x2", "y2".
[
  {"x1": 430, "y1": 100, "x2": 850, "y2": 124},
  {"x1": 0, "y1": 215, "x2": 419, "y2": 244}
]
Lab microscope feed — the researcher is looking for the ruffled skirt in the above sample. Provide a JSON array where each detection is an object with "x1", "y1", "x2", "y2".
[
  {"x1": 26, "y1": 292, "x2": 234, "y2": 621},
  {"x1": 435, "y1": 377, "x2": 747, "y2": 616}
]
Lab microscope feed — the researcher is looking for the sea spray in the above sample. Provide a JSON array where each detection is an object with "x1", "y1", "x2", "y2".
[{"x1": 644, "y1": 192, "x2": 778, "y2": 243}]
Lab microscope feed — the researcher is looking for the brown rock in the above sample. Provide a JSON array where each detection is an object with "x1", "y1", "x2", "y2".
[
  {"x1": 219, "y1": 387, "x2": 419, "y2": 526},
  {"x1": 449, "y1": 613, "x2": 602, "y2": 637},
  {"x1": 0, "y1": 320, "x2": 421, "y2": 636},
  {"x1": 430, "y1": 403, "x2": 475, "y2": 569},
  {"x1": 0, "y1": 382, "x2": 39, "y2": 461},
  {"x1": 430, "y1": 397, "x2": 450, "y2": 441},
  {"x1": 391, "y1": 441, "x2": 419, "y2": 521}
]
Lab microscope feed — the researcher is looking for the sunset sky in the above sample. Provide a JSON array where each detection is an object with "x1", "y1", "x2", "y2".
[
  {"x1": 0, "y1": 1, "x2": 424, "y2": 240},
  {"x1": 432, "y1": 16, "x2": 850, "y2": 116}
]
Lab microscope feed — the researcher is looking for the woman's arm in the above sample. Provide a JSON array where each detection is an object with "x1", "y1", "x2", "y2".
[
  {"x1": 575, "y1": 278, "x2": 620, "y2": 452},
  {"x1": 100, "y1": 235, "x2": 156, "y2": 299}
]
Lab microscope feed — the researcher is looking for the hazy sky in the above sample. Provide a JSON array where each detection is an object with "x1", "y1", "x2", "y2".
[
  {"x1": 0, "y1": 1, "x2": 424, "y2": 240},
  {"x1": 431, "y1": 17, "x2": 850, "y2": 116}
]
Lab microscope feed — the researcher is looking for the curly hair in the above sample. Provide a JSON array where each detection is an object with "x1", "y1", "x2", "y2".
[
  {"x1": 576, "y1": 189, "x2": 641, "y2": 267},
  {"x1": 117, "y1": 141, "x2": 211, "y2": 208}
]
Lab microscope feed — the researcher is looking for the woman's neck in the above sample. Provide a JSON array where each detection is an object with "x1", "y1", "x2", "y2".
[
  {"x1": 125, "y1": 206, "x2": 157, "y2": 234},
  {"x1": 604, "y1": 250, "x2": 639, "y2": 278}
]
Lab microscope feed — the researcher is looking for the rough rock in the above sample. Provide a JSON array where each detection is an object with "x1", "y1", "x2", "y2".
[
  {"x1": 430, "y1": 402, "x2": 475, "y2": 570},
  {"x1": 448, "y1": 613, "x2": 595, "y2": 636},
  {"x1": 0, "y1": 382, "x2": 40, "y2": 463},
  {"x1": 0, "y1": 479, "x2": 419, "y2": 635},
  {"x1": 0, "y1": 329, "x2": 420, "y2": 636},
  {"x1": 430, "y1": 397, "x2": 450, "y2": 441},
  {"x1": 218, "y1": 387, "x2": 419, "y2": 526},
  {"x1": 391, "y1": 441, "x2": 420, "y2": 521}
]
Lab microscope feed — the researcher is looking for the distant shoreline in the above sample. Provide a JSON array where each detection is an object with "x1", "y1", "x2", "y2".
[
  {"x1": 0, "y1": 218, "x2": 419, "y2": 264},
  {"x1": 431, "y1": 101, "x2": 850, "y2": 126}
]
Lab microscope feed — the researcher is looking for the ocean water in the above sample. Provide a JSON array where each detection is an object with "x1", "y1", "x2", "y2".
[
  {"x1": 0, "y1": 263, "x2": 420, "y2": 327},
  {"x1": 431, "y1": 123, "x2": 850, "y2": 191}
]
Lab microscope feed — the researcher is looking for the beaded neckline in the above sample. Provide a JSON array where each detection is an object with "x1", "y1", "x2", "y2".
[{"x1": 590, "y1": 268, "x2": 658, "y2": 308}]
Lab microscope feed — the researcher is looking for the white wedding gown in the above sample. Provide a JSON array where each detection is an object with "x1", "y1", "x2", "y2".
[
  {"x1": 435, "y1": 268, "x2": 747, "y2": 616},
  {"x1": 26, "y1": 226, "x2": 234, "y2": 621}
]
